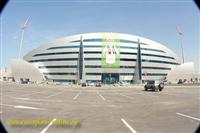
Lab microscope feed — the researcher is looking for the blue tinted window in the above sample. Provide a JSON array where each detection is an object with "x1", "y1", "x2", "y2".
[
  {"x1": 142, "y1": 53, "x2": 174, "y2": 59},
  {"x1": 85, "y1": 65, "x2": 135, "y2": 68},
  {"x1": 86, "y1": 80, "x2": 101, "y2": 82},
  {"x1": 84, "y1": 51, "x2": 101, "y2": 54},
  {"x1": 43, "y1": 72, "x2": 76, "y2": 75},
  {"x1": 84, "y1": 58, "x2": 101, "y2": 61},
  {"x1": 47, "y1": 45, "x2": 165, "y2": 53},
  {"x1": 120, "y1": 52, "x2": 137, "y2": 55},
  {"x1": 86, "y1": 73, "x2": 134, "y2": 76},
  {"x1": 84, "y1": 45, "x2": 101, "y2": 48},
  {"x1": 70, "y1": 38, "x2": 142, "y2": 44},
  {"x1": 142, "y1": 66, "x2": 171, "y2": 70},
  {"x1": 48, "y1": 79, "x2": 75, "y2": 82},
  {"x1": 84, "y1": 58, "x2": 136, "y2": 61},
  {"x1": 120, "y1": 59, "x2": 136, "y2": 61},
  {"x1": 29, "y1": 58, "x2": 78, "y2": 62},
  {"x1": 120, "y1": 73, "x2": 134, "y2": 76},
  {"x1": 85, "y1": 65, "x2": 101, "y2": 68},
  {"x1": 38, "y1": 65, "x2": 77, "y2": 69},
  {"x1": 142, "y1": 73, "x2": 167, "y2": 76},
  {"x1": 33, "y1": 52, "x2": 79, "y2": 57},
  {"x1": 47, "y1": 46, "x2": 79, "y2": 50},
  {"x1": 85, "y1": 73, "x2": 101, "y2": 75},
  {"x1": 141, "y1": 48, "x2": 165, "y2": 53},
  {"x1": 142, "y1": 59, "x2": 178, "y2": 65}
]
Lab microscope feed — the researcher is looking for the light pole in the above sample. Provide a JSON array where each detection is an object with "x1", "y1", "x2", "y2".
[
  {"x1": 18, "y1": 17, "x2": 30, "y2": 59},
  {"x1": 176, "y1": 26, "x2": 185, "y2": 64}
]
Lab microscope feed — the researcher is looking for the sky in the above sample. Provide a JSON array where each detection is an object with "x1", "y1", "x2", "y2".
[{"x1": 0, "y1": 0, "x2": 199, "y2": 72}]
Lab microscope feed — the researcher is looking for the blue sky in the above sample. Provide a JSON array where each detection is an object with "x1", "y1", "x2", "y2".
[{"x1": 0, "y1": 0, "x2": 199, "y2": 72}]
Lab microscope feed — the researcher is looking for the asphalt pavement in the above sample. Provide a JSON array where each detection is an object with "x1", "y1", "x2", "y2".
[{"x1": 0, "y1": 82, "x2": 199, "y2": 133}]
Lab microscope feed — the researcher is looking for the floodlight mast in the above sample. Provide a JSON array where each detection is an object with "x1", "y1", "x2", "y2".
[
  {"x1": 18, "y1": 17, "x2": 30, "y2": 59},
  {"x1": 176, "y1": 26, "x2": 185, "y2": 64}
]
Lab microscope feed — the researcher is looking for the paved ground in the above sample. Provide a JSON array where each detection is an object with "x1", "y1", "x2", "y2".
[{"x1": 0, "y1": 82, "x2": 199, "y2": 133}]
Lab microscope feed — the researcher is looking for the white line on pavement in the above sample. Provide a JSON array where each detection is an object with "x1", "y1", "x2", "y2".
[
  {"x1": 15, "y1": 100, "x2": 42, "y2": 105},
  {"x1": 176, "y1": 112, "x2": 200, "y2": 121},
  {"x1": 120, "y1": 93, "x2": 134, "y2": 99},
  {"x1": 1, "y1": 103, "x2": 44, "y2": 110},
  {"x1": 14, "y1": 105, "x2": 44, "y2": 110},
  {"x1": 40, "y1": 118, "x2": 56, "y2": 133},
  {"x1": 133, "y1": 92, "x2": 157, "y2": 98},
  {"x1": 0, "y1": 103, "x2": 15, "y2": 107},
  {"x1": 96, "y1": 91, "x2": 106, "y2": 101},
  {"x1": 13, "y1": 97, "x2": 62, "y2": 102},
  {"x1": 73, "y1": 90, "x2": 82, "y2": 100},
  {"x1": 14, "y1": 97, "x2": 30, "y2": 100},
  {"x1": 22, "y1": 90, "x2": 49, "y2": 97},
  {"x1": 45, "y1": 90, "x2": 65, "y2": 98},
  {"x1": 121, "y1": 118, "x2": 137, "y2": 133}
]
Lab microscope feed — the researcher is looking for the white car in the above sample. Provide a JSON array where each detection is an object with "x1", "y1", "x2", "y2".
[{"x1": 87, "y1": 82, "x2": 95, "y2": 86}]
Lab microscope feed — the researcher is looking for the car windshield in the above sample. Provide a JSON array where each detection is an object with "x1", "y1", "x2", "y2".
[{"x1": 147, "y1": 81, "x2": 155, "y2": 84}]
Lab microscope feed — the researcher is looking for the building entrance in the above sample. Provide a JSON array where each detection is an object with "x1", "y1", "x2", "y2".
[{"x1": 101, "y1": 73, "x2": 119, "y2": 84}]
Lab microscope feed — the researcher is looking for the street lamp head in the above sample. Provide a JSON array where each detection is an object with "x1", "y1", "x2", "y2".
[{"x1": 176, "y1": 26, "x2": 184, "y2": 36}]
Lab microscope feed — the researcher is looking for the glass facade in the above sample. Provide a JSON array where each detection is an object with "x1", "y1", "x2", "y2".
[
  {"x1": 70, "y1": 38, "x2": 146, "y2": 45},
  {"x1": 38, "y1": 65, "x2": 77, "y2": 68},
  {"x1": 43, "y1": 72, "x2": 76, "y2": 75},
  {"x1": 24, "y1": 33, "x2": 180, "y2": 84}
]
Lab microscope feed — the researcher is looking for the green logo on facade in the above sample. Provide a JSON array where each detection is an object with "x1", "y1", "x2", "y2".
[{"x1": 101, "y1": 33, "x2": 120, "y2": 68}]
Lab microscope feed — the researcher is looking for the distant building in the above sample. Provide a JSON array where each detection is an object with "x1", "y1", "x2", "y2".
[{"x1": 167, "y1": 62, "x2": 200, "y2": 84}]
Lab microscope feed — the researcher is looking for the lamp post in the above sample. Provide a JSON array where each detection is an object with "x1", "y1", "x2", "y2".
[
  {"x1": 18, "y1": 17, "x2": 30, "y2": 59},
  {"x1": 176, "y1": 26, "x2": 185, "y2": 64}
]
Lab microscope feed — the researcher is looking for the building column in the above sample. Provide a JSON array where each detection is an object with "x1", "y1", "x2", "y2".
[
  {"x1": 77, "y1": 36, "x2": 85, "y2": 84},
  {"x1": 133, "y1": 38, "x2": 142, "y2": 84}
]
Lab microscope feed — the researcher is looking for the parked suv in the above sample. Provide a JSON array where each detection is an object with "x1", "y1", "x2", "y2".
[{"x1": 144, "y1": 80, "x2": 164, "y2": 91}]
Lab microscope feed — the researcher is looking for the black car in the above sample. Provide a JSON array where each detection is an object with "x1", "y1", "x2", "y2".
[{"x1": 144, "y1": 80, "x2": 164, "y2": 91}]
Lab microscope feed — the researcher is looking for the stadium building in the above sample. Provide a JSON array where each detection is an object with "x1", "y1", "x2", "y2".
[{"x1": 23, "y1": 32, "x2": 181, "y2": 84}]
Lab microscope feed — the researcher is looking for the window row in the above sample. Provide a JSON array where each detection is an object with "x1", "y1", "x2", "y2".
[
  {"x1": 42, "y1": 72, "x2": 167, "y2": 76},
  {"x1": 33, "y1": 51, "x2": 174, "y2": 59},
  {"x1": 69, "y1": 38, "x2": 147, "y2": 45},
  {"x1": 29, "y1": 58, "x2": 178, "y2": 65},
  {"x1": 47, "y1": 45, "x2": 165, "y2": 53}
]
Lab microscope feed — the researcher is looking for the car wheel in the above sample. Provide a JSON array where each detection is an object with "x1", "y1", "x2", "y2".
[
  {"x1": 159, "y1": 88, "x2": 162, "y2": 91},
  {"x1": 159, "y1": 83, "x2": 164, "y2": 89},
  {"x1": 144, "y1": 87, "x2": 148, "y2": 91}
]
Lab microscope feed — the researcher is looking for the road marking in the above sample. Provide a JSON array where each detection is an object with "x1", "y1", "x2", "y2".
[
  {"x1": 40, "y1": 118, "x2": 56, "y2": 133},
  {"x1": 15, "y1": 100, "x2": 42, "y2": 105},
  {"x1": 45, "y1": 90, "x2": 65, "y2": 98},
  {"x1": 12, "y1": 97, "x2": 62, "y2": 103},
  {"x1": 1, "y1": 104, "x2": 44, "y2": 110},
  {"x1": 121, "y1": 118, "x2": 137, "y2": 133},
  {"x1": 73, "y1": 90, "x2": 82, "y2": 100},
  {"x1": 0, "y1": 103, "x2": 14, "y2": 107},
  {"x1": 176, "y1": 112, "x2": 200, "y2": 121},
  {"x1": 22, "y1": 90, "x2": 48, "y2": 97},
  {"x1": 14, "y1": 97, "x2": 30, "y2": 100},
  {"x1": 120, "y1": 93, "x2": 134, "y2": 99},
  {"x1": 133, "y1": 92, "x2": 157, "y2": 98},
  {"x1": 96, "y1": 91, "x2": 106, "y2": 100},
  {"x1": 14, "y1": 105, "x2": 44, "y2": 110}
]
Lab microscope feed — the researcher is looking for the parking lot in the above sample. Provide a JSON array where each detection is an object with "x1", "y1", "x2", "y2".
[{"x1": 0, "y1": 82, "x2": 199, "y2": 133}]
